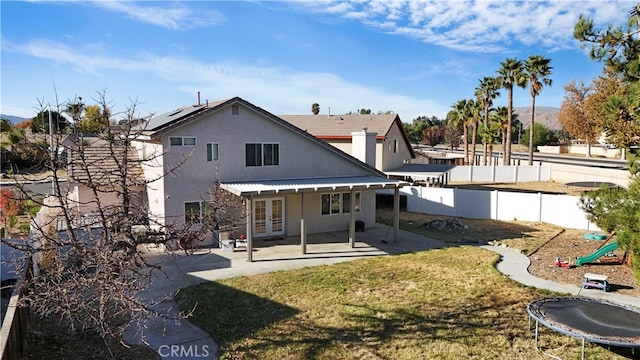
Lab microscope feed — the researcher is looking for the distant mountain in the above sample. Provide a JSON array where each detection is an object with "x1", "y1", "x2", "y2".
[
  {"x1": 513, "y1": 106, "x2": 561, "y2": 130},
  {"x1": 0, "y1": 114, "x2": 29, "y2": 125}
]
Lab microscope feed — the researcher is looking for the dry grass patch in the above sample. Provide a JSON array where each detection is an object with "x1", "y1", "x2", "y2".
[
  {"x1": 376, "y1": 209, "x2": 562, "y2": 254},
  {"x1": 446, "y1": 181, "x2": 586, "y2": 196},
  {"x1": 177, "y1": 247, "x2": 626, "y2": 359}
]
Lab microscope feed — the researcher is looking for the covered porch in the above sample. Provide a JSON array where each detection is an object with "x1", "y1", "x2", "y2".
[
  {"x1": 220, "y1": 176, "x2": 408, "y2": 262},
  {"x1": 385, "y1": 164, "x2": 455, "y2": 187}
]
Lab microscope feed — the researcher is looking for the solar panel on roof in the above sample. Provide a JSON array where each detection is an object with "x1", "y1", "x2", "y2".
[{"x1": 146, "y1": 105, "x2": 207, "y2": 130}]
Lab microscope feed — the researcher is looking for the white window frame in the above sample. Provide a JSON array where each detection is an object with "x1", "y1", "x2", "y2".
[
  {"x1": 170, "y1": 136, "x2": 197, "y2": 147},
  {"x1": 207, "y1": 142, "x2": 219, "y2": 161},
  {"x1": 321, "y1": 192, "x2": 361, "y2": 215}
]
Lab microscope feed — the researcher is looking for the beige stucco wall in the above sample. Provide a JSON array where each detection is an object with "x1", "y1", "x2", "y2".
[
  {"x1": 69, "y1": 184, "x2": 142, "y2": 216},
  {"x1": 538, "y1": 144, "x2": 621, "y2": 158},
  {"x1": 279, "y1": 191, "x2": 376, "y2": 236},
  {"x1": 324, "y1": 123, "x2": 412, "y2": 172},
  {"x1": 380, "y1": 123, "x2": 413, "y2": 171},
  {"x1": 327, "y1": 140, "x2": 351, "y2": 156}
]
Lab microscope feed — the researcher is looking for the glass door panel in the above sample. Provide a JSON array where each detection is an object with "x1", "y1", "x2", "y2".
[{"x1": 254, "y1": 200, "x2": 266, "y2": 235}]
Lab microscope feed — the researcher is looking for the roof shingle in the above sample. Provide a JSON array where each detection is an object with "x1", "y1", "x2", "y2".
[{"x1": 279, "y1": 114, "x2": 398, "y2": 139}]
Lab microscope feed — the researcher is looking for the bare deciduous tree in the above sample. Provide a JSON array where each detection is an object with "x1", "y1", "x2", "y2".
[{"x1": 2, "y1": 91, "x2": 244, "y2": 354}]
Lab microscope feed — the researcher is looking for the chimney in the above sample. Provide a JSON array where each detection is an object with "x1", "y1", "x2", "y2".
[
  {"x1": 328, "y1": 106, "x2": 331, "y2": 117},
  {"x1": 351, "y1": 128, "x2": 377, "y2": 167},
  {"x1": 197, "y1": 91, "x2": 201, "y2": 106}
]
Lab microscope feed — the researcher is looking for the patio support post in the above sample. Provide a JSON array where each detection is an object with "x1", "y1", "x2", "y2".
[
  {"x1": 393, "y1": 186, "x2": 400, "y2": 243},
  {"x1": 246, "y1": 196, "x2": 253, "y2": 262},
  {"x1": 301, "y1": 192, "x2": 307, "y2": 254},
  {"x1": 348, "y1": 189, "x2": 355, "y2": 248}
]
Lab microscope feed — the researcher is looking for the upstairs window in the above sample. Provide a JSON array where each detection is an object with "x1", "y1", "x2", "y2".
[
  {"x1": 232, "y1": 104, "x2": 239, "y2": 115},
  {"x1": 207, "y1": 143, "x2": 219, "y2": 161},
  {"x1": 170, "y1": 136, "x2": 196, "y2": 146},
  {"x1": 246, "y1": 143, "x2": 279, "y2": 167},
  {"x1": 263, "y1": 143, "x2": 279, "y2": 166}
]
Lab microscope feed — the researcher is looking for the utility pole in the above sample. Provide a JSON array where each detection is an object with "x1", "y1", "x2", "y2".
[
  {"x1": 518, "y1": 123, "x2": 522, "y2": 145},
  {"x1": 49, "y1": 106, "x2": 55, "y2": 196}
]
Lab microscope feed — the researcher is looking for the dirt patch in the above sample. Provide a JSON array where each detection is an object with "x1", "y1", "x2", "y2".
[
  {"x1": 527, "y1": 230, "x2": 639, "y2": 297},
  {"x1": 447, "y1": 181, "x2": 586, "y2": 196},
  {"x1": 24, "y1": 314, "x2": 159, "y2": 359},
  {"x1": 378, "y1": 209, "x2": 563, "y2": 250}
]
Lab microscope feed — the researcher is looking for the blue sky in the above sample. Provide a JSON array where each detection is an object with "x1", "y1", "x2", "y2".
[{"x1": 1, "y1": 1, "x2": 635, "y2": 123}]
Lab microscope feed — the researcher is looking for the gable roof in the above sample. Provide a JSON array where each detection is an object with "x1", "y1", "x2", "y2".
[
  {"x1": 143, "y1": 97, "x2": 389, "y2": 177},
  {"x1": 280, "y1": 114, "x2": 415, "y2": 158}
]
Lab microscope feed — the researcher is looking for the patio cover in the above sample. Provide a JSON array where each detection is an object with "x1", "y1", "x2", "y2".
[
  {"x1": 220, "y1": 176, "x2": 409, "y2": 261},
  {"x1": 220, "y1": 176, "x2": 408, "y2": 196},
  {"x1": 384, "y1": 164, "x2": 455, "y2": 186}
]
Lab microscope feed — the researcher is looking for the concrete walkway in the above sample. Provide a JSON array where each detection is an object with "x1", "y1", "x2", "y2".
[
  {"x1": 485, "y1": 245, "x2": 639, "y2": 307},
  {"x1": 125, "y1": 224, "x2": 639, "y2": 359}
]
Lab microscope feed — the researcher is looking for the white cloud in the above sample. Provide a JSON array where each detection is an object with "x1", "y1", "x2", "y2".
[
  {"x1": 93, "y1": 1, "x2": 224, "y2": 30},
  {"x1": 5, "y1": 39, "x2": 147, "y2": 75},
  {"x1": 4, "y1": 38, "x2": 444, "y2": 120},
  {"x1": 301, "y1": 0, "x2": 636, "y2": 53}
]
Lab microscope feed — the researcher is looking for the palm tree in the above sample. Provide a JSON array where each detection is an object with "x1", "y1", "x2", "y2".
[
  {"x1": 491, "y1": 106, "x2": 510, "y2": 160},
  {"x1": 448, "y1": 99, "x2": 476, "y2": 164},
  {"x1": 524, "y1": 55, "x2": 553, "y2": 165},
  {"x1": 480, "y1": 108, "x2": 502, "y2": 165},
  {"x1": 475, "y1": 77, "x2": 501, "y2": 165},
  {"x1": 468, "y1": 100, "x2": 481, "y2": 166},
  {"x1": 496, "y1": 58, "x2": 527, "y2": 165},
  {"x1": 311, "y1": 103, "x2": 320, "y2": 115}
]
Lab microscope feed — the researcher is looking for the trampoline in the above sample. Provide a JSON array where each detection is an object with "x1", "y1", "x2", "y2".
[
  {"x1": 527, "y1": 297, "x2": 640, "y2": 359},
  {"x1": 564, "y1": 181, "x2": 622, "y2": 190}
]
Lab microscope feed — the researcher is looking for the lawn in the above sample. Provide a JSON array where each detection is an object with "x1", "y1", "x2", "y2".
[{"x1": 177, "y1": 246, "x2": 626, "y2": 359}]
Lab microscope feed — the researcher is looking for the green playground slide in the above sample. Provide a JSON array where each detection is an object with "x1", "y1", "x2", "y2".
[{"x1": 576, "y1": 241, "x2": 618, "y2": 266}]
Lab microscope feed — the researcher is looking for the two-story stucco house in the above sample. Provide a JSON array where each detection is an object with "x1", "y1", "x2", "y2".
[
  {"x1": 132, "y1": 97, "x2": 406, "y2": 261},
  {"x1": 279, "y1": 114, "x2": 415, "y2": 172}
]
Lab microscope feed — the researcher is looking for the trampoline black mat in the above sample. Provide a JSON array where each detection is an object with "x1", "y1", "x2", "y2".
[
  {"x1": 565, "y1": 181, "x2": 620, "y2": 189},
  {"x1": 527, "y1": 297, "x2": 640, "y2": 347}
]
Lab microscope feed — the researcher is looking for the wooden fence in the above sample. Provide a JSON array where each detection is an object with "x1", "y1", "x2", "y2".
[{"x1": 0, "y1": 254, "x2": 32, "y2": 360}]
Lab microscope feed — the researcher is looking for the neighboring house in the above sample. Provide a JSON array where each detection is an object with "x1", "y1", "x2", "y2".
[
  {"x1": 64, "y1": 135, "x2": 146, "y2": 220},
  {"x1": 280, "y1": 114, "x2": 415, "y2": 172},
  {"x1": 132, "y1": 97, "x2": 407, "y2": 261}
]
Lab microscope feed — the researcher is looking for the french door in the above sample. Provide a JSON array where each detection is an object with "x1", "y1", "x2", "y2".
[{"x1": 253, "y1": 198, "x2": 285, "y2": 237}]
